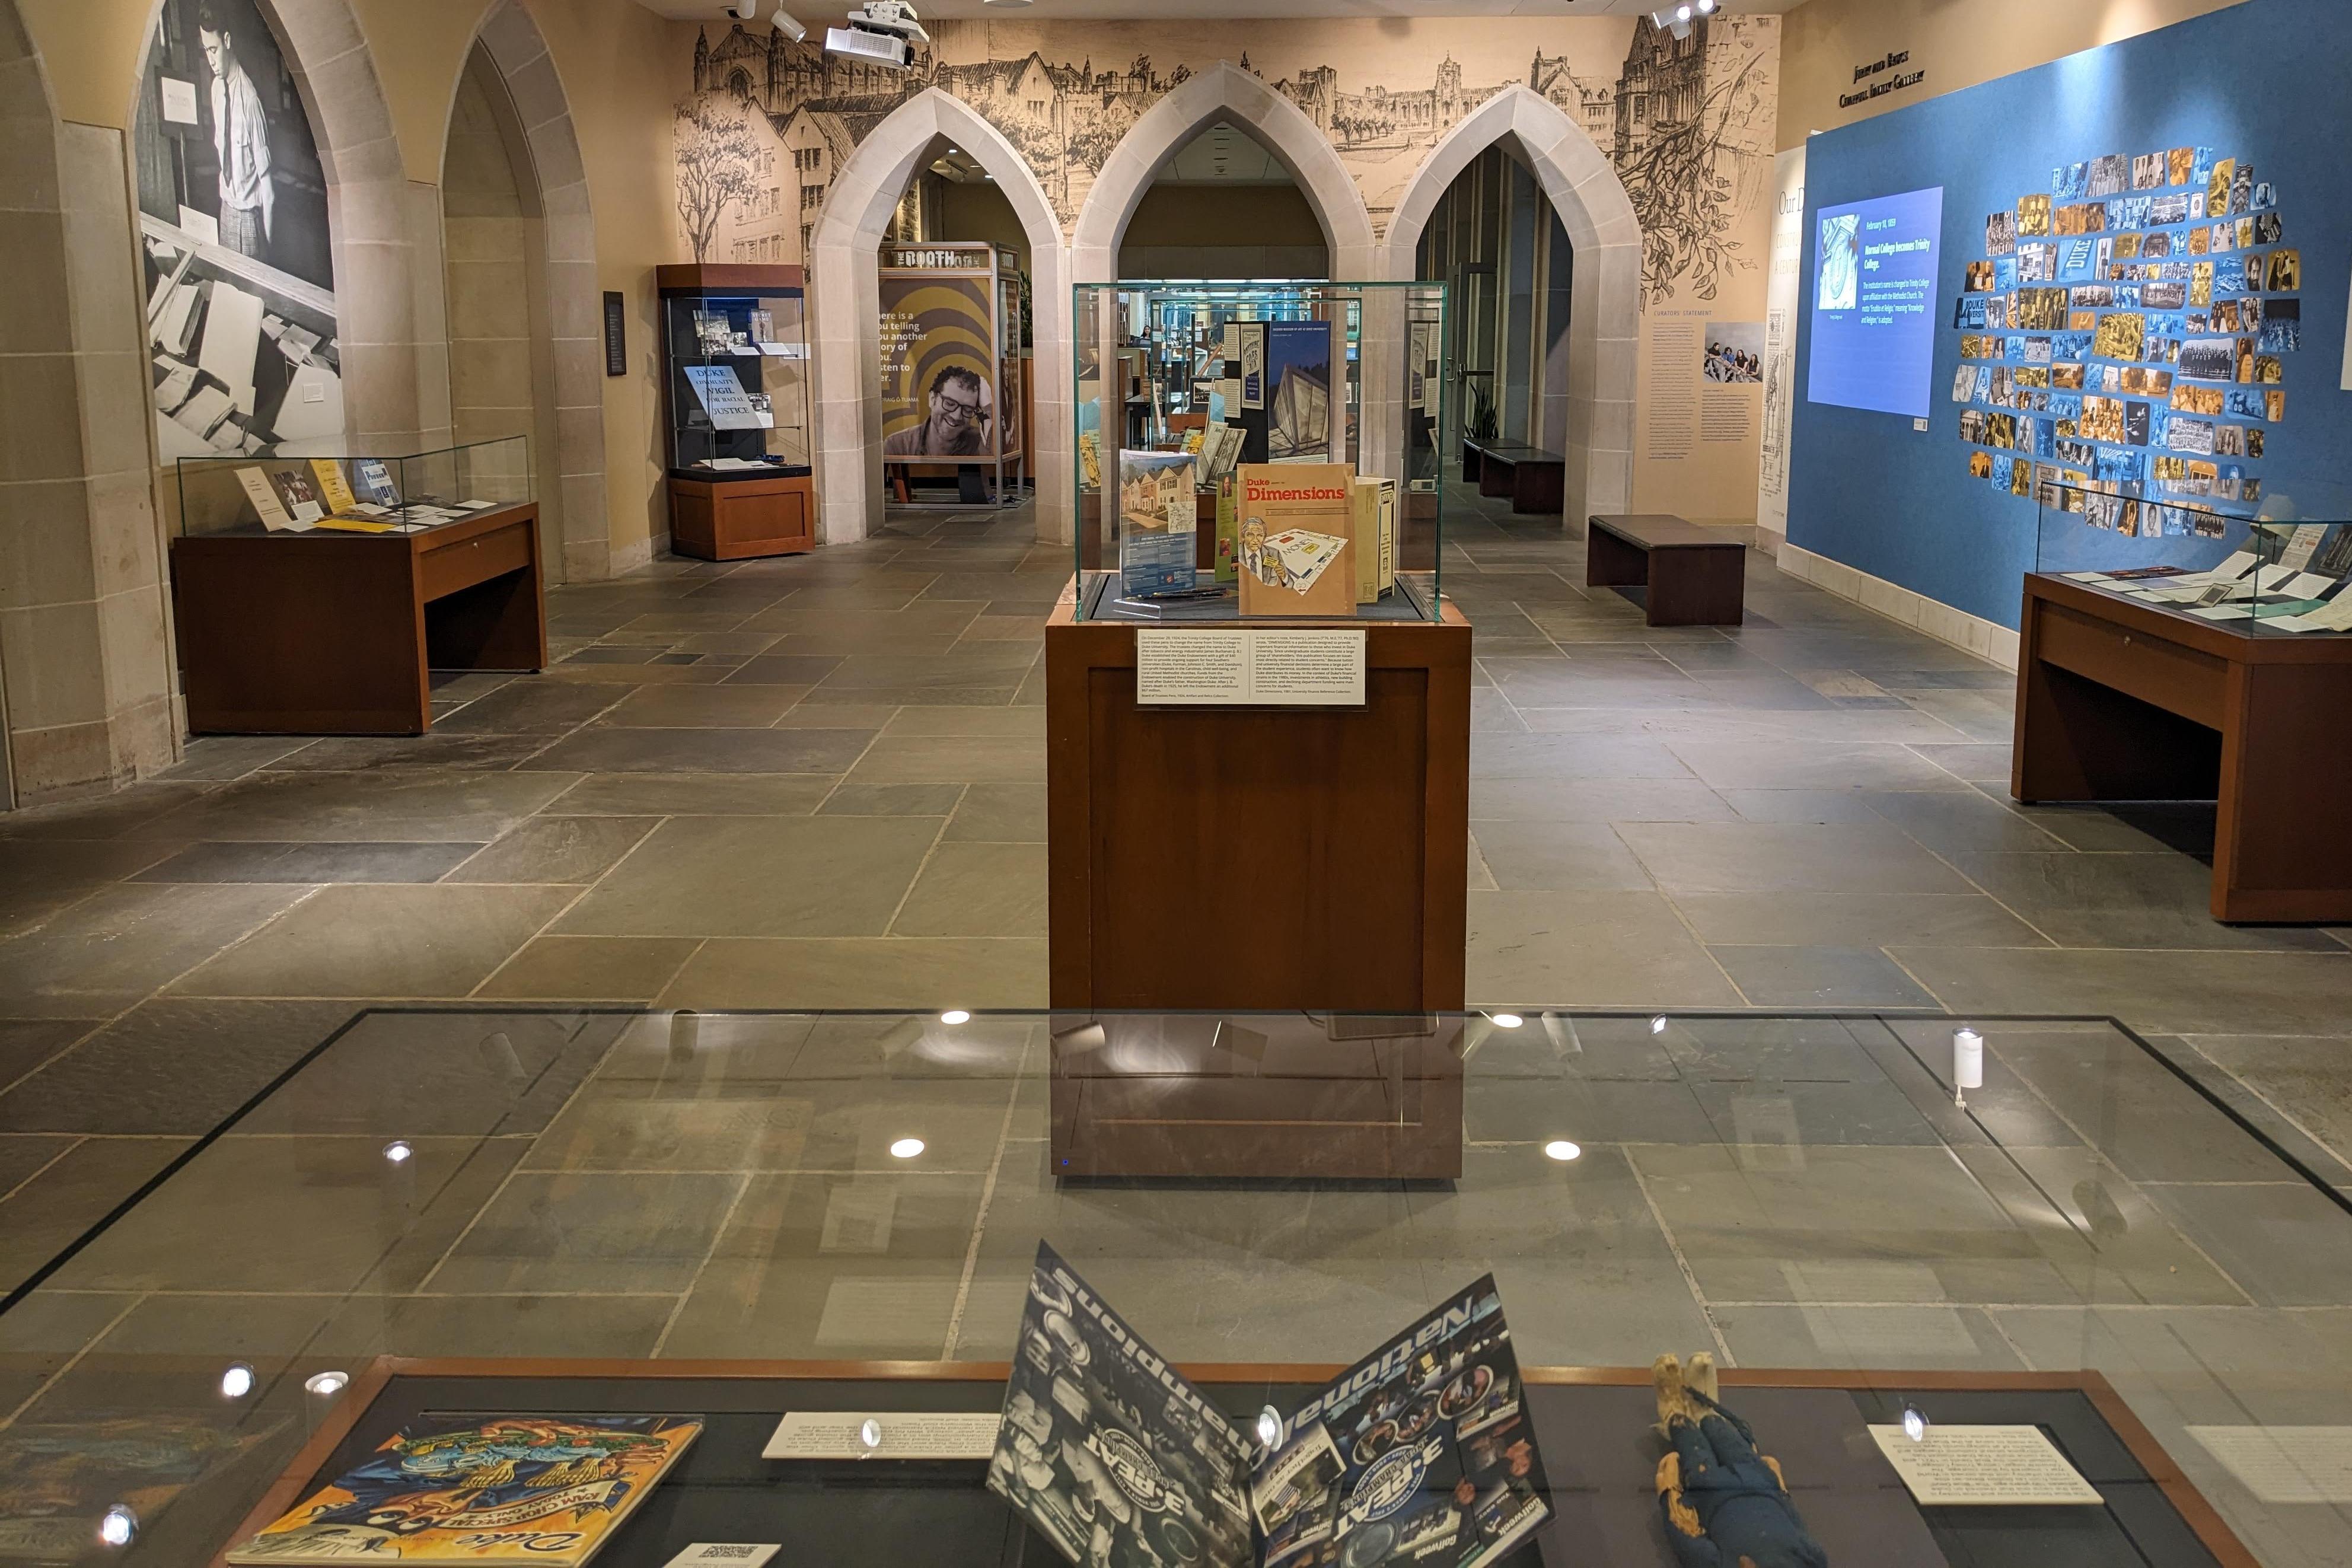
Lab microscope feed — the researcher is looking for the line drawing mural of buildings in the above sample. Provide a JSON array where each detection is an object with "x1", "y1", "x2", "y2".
[{"x1": 672, "y1": 15, "x2": 1774, "y2": 307}]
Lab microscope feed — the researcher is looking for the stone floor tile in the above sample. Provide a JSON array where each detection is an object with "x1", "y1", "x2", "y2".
[
  {"x1": 844, "y1": 735, "x2": 1046, "y2": 784},
  {"x1": 0, "y1": 1019, "x2": 98, "y2": 1091},
  {"x1": 1668, "y1": 891, "x2": 2050, "y2": 948},
  {"x1": 543, "y1": 772, "x2": 834, "y2": 816},
  {"x1": 0, "y1": 999, "x2": 359, "y2": 1134},
  {"x1": 168, "y1": 884, "x2": 578, "y2": 999},
  {"x1": 1664, "y1": 738, "x2": 1970, "y2": 792},
  {"x1": 1887, "y1": 946, "x2": 2352, "y2": 1033},
  {"x1": 556, "y1": 816, "x2": 941, "y2": 938},
  {"x1": 1617, "y1": 821, "x2": 1979, "y2": 896},
  {"x1": 599, "y1": 683, "x2": 810, "y2": 727},
  {"x1": 526, "y1": 725, "x2": 875, "y2": 775},
  {"x1": 0, "y1": 1137, "x2": 191, "y2": 1292},
  {"x1": 472, "y1": 936, "x2": 705, "y2": 1001},
  {"x1": 659, "y1": 938, "x2": 1048, "y2": 1009},
  {"x1": 0, "y1": 884, "x2": 313, "y2": 1012},
  {"x1": 817, "y1": 783, "x2": 965, "y2": 817},
  {"x1": 1468, "y1": 891, "x2": 1744, "y2": 1008},
  {"x1": 444, "y1": 817, "x2": 659, "y2": 884},
  {"x1": 942, "y1": 783, "x2": 1046, "y2": 843},
  {"x1": 1468, "y1": 822, "x2": 1658, "y2": 891},
  {"x1": 891, "y1": 843, "x2": 1047, "y2": 938},
  {"x1": 123, "y1": 770, "x2": 580, "y2": 844},
  {"x1": 134, "y1": 840, "x2": 483, "y2": 884},
  {"x1": 1703, "y1": 945, "x2": 1942, "y2": 1009}
]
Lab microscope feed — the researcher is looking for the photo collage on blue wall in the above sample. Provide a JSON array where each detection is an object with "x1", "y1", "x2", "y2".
[{"x1": 1952, "y1": 145, "x2": 2300, "y2": 538}]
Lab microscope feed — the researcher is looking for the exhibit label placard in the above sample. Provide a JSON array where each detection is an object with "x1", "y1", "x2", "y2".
[
  {"x1": 662, "y1": 1547, "x2": 780, "y2": 1568},
  {"x1": 762, "y1": 1411, "x2": 999, "y2": 1461},
  {"x1": 1867, "y1": 1424, "x2": 2103, "y2": 1505},
  {"x1": 1136, "y1": 629, "x2": 1366, "y2": 707}
]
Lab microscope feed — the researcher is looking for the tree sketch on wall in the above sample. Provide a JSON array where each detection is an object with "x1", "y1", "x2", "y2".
[
  {"x1": 673, "y1": 14, "x2": 1777, "y2": 301},
  {"x1": 1619, "y1": 40, "x2": 1771, "y2": 306},
  {"x1": 676, "y1": 97, "x2": 767, "y2": 263}
]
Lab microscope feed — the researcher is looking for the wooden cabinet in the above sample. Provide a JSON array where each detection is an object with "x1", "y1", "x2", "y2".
[
  {"x1": 1044, "y1": 598, "x2": 1472, "y2": 1012},
  {"x1": 170, "y1": 503, "x2": 546, "y2": 735},
  {"x1": 2015, "y1": 572, "x2": 2352, "y2": 921},
  {"x1": 667, "y1": 472, "x2": 814, "y2": 562}
]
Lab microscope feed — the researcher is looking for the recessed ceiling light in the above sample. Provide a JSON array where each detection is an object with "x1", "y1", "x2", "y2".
[
  {"x1": 1543, "y1": 1140, "x2": 1582, "y2": 1162},
  {"x1": 98, "y1": 1506, "x2": 136, "y2": 1548},
  {"x1": 220, "y1": 1363, "x2": 256, "y2": 1399},
  {"x1": 383, "y1": 1140, "x2": 412, "y2": 1164},
  {"x1": 940, "y1": 1009, "x2": 970, "y2": 1025},
  {"x1": 890, "y1": 1137, "x2": 925, "y2": 1159},
  {"x1": 1650, "y1": 1015, "x2": 1669, "y2": 1035},
  {"x1": 305, "y1": 1371, "x2": 349, "y2": 1397},
  {"x1": 1491, "y1": 1012, "x2": 1524, "y2": 1029}
]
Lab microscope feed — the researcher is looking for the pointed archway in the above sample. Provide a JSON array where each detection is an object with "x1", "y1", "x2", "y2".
[
  {"x1": 1381, "y1": 85, "x2": 1642, "y2": 525},
  {"x1": 441, "y1": 0, "x2": 611, "y2": 581},
  {"x1": 1069, "y1": 62, "x2": 1375, "y2": 281},
  {"x1": 807, "y1": 90, "x2": 1069, "y2": 546}
]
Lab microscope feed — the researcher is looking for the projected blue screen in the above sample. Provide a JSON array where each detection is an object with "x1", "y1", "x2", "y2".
[{"x1": 1807, "y1": 186, "x2": 1945, "y2": 419}]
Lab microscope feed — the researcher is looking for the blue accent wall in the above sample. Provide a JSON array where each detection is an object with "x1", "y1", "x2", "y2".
[{"x1": 1787, "y1": 0, "x2": 2352, "y2": 629}]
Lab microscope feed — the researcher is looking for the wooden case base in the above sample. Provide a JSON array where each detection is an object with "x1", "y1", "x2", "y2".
[{"x1": 668, "y1": 472, "x2": 814, "y2": 561}]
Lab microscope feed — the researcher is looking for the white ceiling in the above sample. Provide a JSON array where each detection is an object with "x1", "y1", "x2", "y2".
[{"x1": 644, "y1": 2, "x2": 1805, "y2": 20}]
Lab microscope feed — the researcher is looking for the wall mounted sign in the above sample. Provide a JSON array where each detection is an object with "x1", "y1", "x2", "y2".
[
  {"x1": 1841, "y1": 50, "x2": 1924, "y2": 109},
  {"x1": 603, "y1": 291, "x2": 627, "y2": 377}
]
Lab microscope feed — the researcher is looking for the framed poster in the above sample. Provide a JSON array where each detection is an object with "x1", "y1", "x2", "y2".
[{"x1": 878, "y1": 243, "x2": 1025, "y2": 466}]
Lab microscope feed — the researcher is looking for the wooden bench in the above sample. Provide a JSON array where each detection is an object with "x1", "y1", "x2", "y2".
[
  {"x1": 1586, "y1": 514, "x2": 1748, "y2": 626},
  {"x1": 1461, "y1": 437, "x2": 1567, "y2": 515}
]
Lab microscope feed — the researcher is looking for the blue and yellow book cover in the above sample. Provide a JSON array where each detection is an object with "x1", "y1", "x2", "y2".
[{"x1": 226, "y1": 1413, "x2": 699, "y2": 1565}]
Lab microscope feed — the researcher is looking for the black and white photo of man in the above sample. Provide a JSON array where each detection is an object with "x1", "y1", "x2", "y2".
[
  {"x1": 884, "y1": 365, "x2": 993, "y2": 458},
  {"x1": 199, "y1": 4, "x2": 273, "y2": 260}
]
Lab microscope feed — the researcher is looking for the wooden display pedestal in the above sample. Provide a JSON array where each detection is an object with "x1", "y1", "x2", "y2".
[
  {"x1": 1044, "y1": 595, "x2": 1471, "y2": 1011},
  {"x1": 170, "y1": 503, "x2": 546, "y2": 735},
  {"x1": 667, "y1": 471, "x2": 814, "y2": 561}
]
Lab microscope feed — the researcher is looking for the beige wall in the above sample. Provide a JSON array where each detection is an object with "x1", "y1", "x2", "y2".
[{"x1": 1778, "y1": 0, "x2": 2251, "y2": 149}]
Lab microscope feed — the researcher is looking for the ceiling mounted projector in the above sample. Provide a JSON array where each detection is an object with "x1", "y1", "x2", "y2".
[{"x1": 828, "y1": 0, "x2": 929, "y2": 69}]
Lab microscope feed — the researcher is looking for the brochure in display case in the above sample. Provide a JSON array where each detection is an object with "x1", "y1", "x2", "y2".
[
  {"x1": 1073, "y1": 281, "x2": 1447, "y2": 624},
  {"x1": 990, "y1": 1242, "x2": 1548, "y2": 1568},
  {"x1": 177, "y1": 438, "x2": 532, "y2": 537}
]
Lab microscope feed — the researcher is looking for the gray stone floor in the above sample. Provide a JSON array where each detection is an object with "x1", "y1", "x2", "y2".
[{"x1": 1, "y1": 482, "x2": 2348, "y2": 1300}]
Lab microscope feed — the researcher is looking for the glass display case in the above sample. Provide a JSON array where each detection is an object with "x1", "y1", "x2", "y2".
[
  {"x1": 174, "y1": 436, "x2": 531, "y2": 536},
  {"x1": 2032, "y1": 481, "x2": 2352, "y2": 632},
  {"x1": 1072, "y1": 281, "x2": 1448, "y2": 623},
  {"x1": 0, "y1": 1005, "x2": 2332, "y2": 1568},
  {"x1": 658, "y1": 263, "x2": 815, "y2": 560}
]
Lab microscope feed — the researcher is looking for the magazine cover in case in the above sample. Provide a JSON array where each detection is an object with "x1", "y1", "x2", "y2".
[
  {"x1": 990, "y1": 1243, "x2": 1550, "y2": 1568},
  {"x1": 224, "y1": 1414, "x2": 700, "y2": 1566}
]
